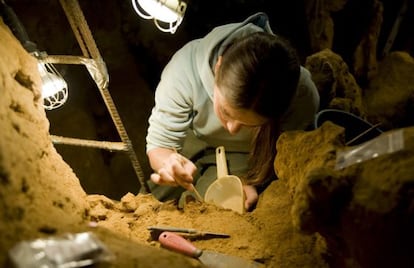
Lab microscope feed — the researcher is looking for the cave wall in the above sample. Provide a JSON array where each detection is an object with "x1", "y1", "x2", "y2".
[{"x1": 0, "y1": 17, "x2": 89, "y2": 258}]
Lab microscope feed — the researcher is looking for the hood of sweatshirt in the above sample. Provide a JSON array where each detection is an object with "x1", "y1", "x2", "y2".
[{"x1": 194, "y1": 12, "x2": 273, "y2": 101}]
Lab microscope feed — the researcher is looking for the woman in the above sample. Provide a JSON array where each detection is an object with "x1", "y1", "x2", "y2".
[{"x1": 145, "y1": 12, "x2": 319, "y2": 210}]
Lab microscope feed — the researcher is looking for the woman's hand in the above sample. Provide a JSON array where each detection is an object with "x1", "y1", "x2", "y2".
[
  {"x1": 149, "y1": 149, "x2": 197, "y2": 191},
  {"x1": 243, "y1": 185, "x2": 258, "y2": 211}
]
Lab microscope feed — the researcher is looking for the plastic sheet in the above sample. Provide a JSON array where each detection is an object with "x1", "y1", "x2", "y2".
[
  {"x1": 8, "y1": 232, "x2": 114, "y2": 268},
  {"x1": 335, "y1": 129, "x2": 405, "y2": 170}
]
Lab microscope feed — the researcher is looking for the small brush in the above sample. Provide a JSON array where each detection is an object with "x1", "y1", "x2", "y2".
[
  {"x1": 190, "y1": 184, "x2": 204, "y2": 202},
  {"x1": 172, "y1": 148, "x2": 204, "y2": 202}
]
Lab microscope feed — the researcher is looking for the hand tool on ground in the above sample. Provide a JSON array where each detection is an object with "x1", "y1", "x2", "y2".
[
  {"x1": 159, "y1": 231, "x2": 263, "y2": 268},
  {"x1": 204, "y1": 146, "x2": 245, "y2": 213},
  {"x1": 147, "y1": 226, "x2": 230, "y2": 241}
]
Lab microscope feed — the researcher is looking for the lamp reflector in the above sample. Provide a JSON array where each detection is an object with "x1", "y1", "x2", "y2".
[{"x1": 132, "y1": 0, "x2": 187, "y2": 34}]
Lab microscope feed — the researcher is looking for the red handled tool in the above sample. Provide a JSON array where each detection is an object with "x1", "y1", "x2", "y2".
[{"x1": 159, "y1": 231, "x2": 263, "y2": 268}]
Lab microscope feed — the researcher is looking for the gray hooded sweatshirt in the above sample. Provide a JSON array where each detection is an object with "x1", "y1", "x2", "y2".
[{"x1": 146, "y1": 12, "x2": 319, "y2": 154}]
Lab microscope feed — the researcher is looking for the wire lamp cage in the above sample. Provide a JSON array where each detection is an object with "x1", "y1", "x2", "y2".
[{"x1": 131, "y1": 0, "x2": 187, "y2": 34}]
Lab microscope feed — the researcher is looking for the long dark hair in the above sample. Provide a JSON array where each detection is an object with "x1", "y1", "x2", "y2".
[{"x1": 215, "y1": 31, "x2": 300, "y2": 184}]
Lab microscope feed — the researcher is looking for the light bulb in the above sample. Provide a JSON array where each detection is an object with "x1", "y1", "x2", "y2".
[
  {"x1": 132, "y1": 0, "x2": 187, "y2": 34},
  {"x1": 37, "y1": 61, "x2": 68, "y2": 110},
  {"x1": 137, "y1": 0, "x2": 178, "y2": 23}
]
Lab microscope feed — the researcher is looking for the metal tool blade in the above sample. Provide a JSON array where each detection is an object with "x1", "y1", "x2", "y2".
[
  {"x1": 199, "y1": 250, "x2": 263, "y2": 268},
  {"x1": 148, "y1": 226, "x2": 230, "y2": 240}
]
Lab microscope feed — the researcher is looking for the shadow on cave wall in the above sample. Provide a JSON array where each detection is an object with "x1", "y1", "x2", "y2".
[{"x1": 332, "y1": 0, "x2": 413, "y2": 77}]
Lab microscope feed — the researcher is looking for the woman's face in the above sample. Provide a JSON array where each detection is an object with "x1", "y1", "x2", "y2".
[{"x1": 213, "y1": 85, "x2": 267, "y2": 135}]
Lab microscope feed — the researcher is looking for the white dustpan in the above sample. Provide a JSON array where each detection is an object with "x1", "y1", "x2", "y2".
[{"x1": 204, "y1": 146, "x2": 245, "y2": 214}]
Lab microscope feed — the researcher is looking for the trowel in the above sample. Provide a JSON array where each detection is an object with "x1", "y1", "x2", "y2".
[
  {"x1": 159, "y1": 231, "x2": 263, "y2": 268},
  {"x1": 204, "y1": 146, "x2": 245, "y2": 214}
]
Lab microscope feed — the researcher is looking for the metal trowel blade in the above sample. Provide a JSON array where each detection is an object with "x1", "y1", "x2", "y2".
[{"x1": 199, "y1": 250, "x2": 263, "y2": 268}]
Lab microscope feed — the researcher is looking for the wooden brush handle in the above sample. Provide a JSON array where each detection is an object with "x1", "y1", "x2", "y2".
[{"x1": 216, "y1": 146, "x2": 229, "y2": 178}]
